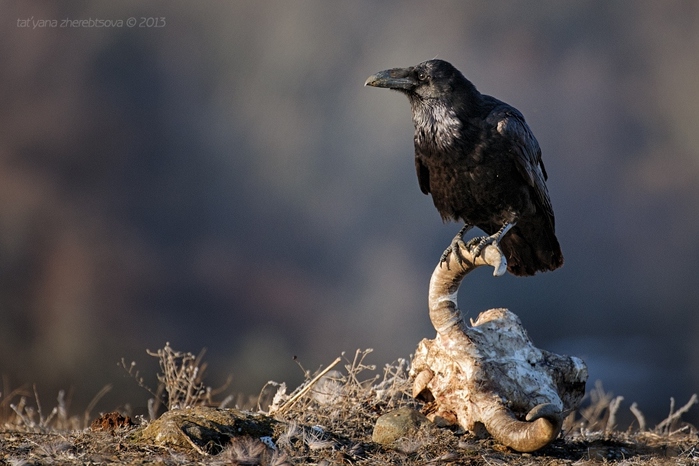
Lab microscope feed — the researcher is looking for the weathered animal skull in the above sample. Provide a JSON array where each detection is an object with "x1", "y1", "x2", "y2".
[{"x1": 410, "y1": 244, "x2": 587, "y2": 452}]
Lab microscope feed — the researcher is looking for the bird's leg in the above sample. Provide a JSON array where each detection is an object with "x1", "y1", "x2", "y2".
[
  {"x1": 467, "y1": 222, "x2": 515, "y2": 258},
  {"x1": 440, "y1": 224, "x2": 473, "y2": 268}
]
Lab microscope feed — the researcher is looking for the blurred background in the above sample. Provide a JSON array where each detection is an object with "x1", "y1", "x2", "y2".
[{"x1": 1, "y1": 1, "x2": 698, "y2": 426}]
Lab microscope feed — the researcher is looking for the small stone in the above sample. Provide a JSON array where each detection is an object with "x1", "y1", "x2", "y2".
[{"x1": 372, "y1": 407, "x2": 431, "y2": 445}]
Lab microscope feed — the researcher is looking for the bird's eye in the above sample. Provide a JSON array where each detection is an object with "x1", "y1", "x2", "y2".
[{"x1": 417, "y1": 71, "x2": 428, "y2": 82}]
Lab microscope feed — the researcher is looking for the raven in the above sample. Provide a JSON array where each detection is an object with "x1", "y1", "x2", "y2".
[{"x1": 365, "y1": 59, "x2": 563, "y2": 276}]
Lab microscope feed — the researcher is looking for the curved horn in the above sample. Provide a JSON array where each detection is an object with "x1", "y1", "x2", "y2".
[
  {"x1": 482, "y1": 403, "x2": 563, "y2": 453},
  {"x1": 428, "y1": 243, "x2": 506, "y2": 335},
  {"x1": 412, "y1": 368, "x2": 434, "y2": 400}
]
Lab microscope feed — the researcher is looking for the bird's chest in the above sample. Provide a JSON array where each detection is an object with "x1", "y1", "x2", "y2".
[{"x1": 418, "y1": 130, "x2": 520, "y2": 222}]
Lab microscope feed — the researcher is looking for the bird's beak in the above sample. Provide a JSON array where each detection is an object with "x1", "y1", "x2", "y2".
[{"x1": 365, "y1": 67, "x2": 416, "y2": 90}]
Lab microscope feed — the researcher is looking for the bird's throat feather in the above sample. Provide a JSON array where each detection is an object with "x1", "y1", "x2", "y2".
[{"x1": 411, "y1": 100, "x2": 462, "y2": 151}]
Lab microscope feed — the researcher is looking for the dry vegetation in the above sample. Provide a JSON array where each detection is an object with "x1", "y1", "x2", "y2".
[{"x1": 1, "y1": 344, "x2": 698, "y2": 465}]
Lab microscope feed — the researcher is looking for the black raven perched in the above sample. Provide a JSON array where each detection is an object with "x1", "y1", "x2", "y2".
[{"x1": 365, "y1": 59, "x2": 563, "y2": 276}]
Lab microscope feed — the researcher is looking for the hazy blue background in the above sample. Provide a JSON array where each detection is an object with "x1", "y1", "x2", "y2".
[{"x1": 1, "y1": 1, "x2": 698, "y2": 426}]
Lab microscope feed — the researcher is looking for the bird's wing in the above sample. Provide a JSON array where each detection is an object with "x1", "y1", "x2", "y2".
[
  {"x1": 488, "y1": 107, "x2": 553, "y2": 218},
  {"x1": 415, "y1": 155, "x2": 431, "y2": 194}
]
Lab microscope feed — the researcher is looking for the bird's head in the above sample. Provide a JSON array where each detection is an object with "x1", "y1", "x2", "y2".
[{"x1": 365, "y1": 59, "x2": 469, "y2": 102}]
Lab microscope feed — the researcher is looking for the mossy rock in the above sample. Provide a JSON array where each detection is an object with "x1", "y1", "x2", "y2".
[
  {"x1": 372, "y1": 406, "x2": 435, "y2": 449},
  {"x1": 130, "y1": 406, "x2": 277, "y2": 454}
]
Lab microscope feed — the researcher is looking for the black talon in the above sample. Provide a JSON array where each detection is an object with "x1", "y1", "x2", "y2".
[
  {"x1": 470, "y1": 222, "x2": 515, "y2": 258},
  {"x1": 440, "y1": 224, "x2": 473, "y2": 269}
]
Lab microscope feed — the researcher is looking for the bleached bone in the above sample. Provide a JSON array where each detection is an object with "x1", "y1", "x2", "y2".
[{"x1": 410, "y1": 243, "x2": 587, "y2": 452}]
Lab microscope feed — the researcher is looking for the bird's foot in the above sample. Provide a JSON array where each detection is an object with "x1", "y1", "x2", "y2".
[
  {"x1": 468, "y1": 222, "x2": 515, "y2": 258},
  {"x1": 440, "y1": 238, "x2": 468, "y2": 268},
  {"x1": 440, "y1": 224, "x2": 473, "y2": 269}
]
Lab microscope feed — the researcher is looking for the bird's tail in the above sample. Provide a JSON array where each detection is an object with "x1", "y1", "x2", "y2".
[{"x1": 496, "y1": 219, "x2": 563, "y2": 276}]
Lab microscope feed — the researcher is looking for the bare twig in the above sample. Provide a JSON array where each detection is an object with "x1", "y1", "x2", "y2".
[
  {"x1": 579, "y1": 381, "x2": 614, "y2": 431},
  {"x1": 629, "y1": 402, "x2": 646, "y2": 432},
  {"x1": 120, "y1": 358, "x2": 161, "y2": 403},
  {"x1": 83, "y1": 384, "x2": 112, "y2": 428},
  {"x1": 273, "y1": 357, "x2": 342, "y2": 415},
  {"x1": 656, "y1": 394, "x2": 698, "y2": 435},
  {"x1": 121, "y1": 343, "x2": 234, "y2": 413},
  {"x1": 605, "y1": 396, "x2": 624, "y2": 434}
]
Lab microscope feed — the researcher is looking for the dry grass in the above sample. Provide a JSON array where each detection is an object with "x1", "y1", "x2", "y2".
[{"x1": 1, "y1": 345, "x2": 698, "y2": 465}]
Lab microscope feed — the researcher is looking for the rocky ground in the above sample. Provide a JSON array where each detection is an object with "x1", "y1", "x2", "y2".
[
  {"x1": 1, "y1": 414, "x2": 697, "y2": 465},
  {"x1": 2, "y1": 347, "x2": 697, "y2": 465}
]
